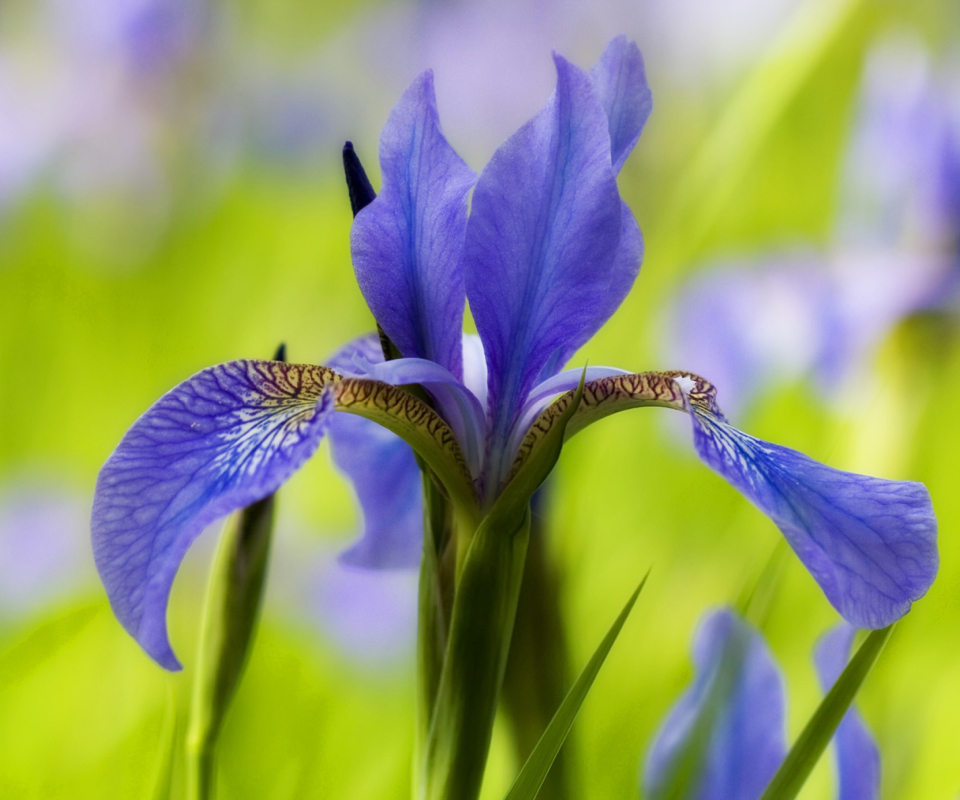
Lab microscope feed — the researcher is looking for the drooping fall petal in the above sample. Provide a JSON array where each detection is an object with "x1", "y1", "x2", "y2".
[
  {"x1": 510, "y1": 371, "x2": 938, "y2": 628},
  {"x1": 326, "y1": 335, "x2": 424, "y2": 568},
  {"x1": 92, "y1": 361, "x2": 335, "y2": 669}
]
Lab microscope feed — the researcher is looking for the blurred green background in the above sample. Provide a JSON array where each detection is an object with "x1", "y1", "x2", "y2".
[{"x1": 1, "y1": 0, "x2": 958, "y2": 797}]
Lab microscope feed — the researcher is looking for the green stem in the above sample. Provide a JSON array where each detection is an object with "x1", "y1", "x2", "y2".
[
  {"x1": 416, "y1": 472, "x2": 457, "y2": 775},
  {"x1": 420, "y1": 509, "x2": 531, "y2": 800},
  {"x1": 501, "y1": 504, "x2": 571, "y2": 800},
  {"x1": 185, "y1": 493, "x2": 276, "y2": 800},
  {"x1": 185, "y1": 744, "x2": 215, "y2": 800}
]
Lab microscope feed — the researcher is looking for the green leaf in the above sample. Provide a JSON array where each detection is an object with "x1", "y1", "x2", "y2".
[
  {"x1": 416, "y1": 472, "x2": 457, "y2": 776},
  {"x1": 660, "y1": 0, "x2": 867, "y2": 256},
  {"x1": 759, "y1": 624, "x2": 894, "y2": 800},
  {"x1": 504, "y1": 571, "x2": 650, "y2": 800},
  {"x1": 148, "y1": 681, "x2": 180, "y2": 800}
]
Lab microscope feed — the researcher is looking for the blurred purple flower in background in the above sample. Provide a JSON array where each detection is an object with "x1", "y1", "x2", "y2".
[
  {"x1": 643, "y1": 608, "x2": 879, "y2": 800},
  {"x1": 814, "y1": 624, "x2": 881, "y2": 800},
  {"x1": 666, "y1": 35, "x2": 960, "y2": 416},
  {"x1": 664, "y1": 254, "x2": 844, "y2": 416},
  {"x1": 266, "y1": 519, "x2": 418, "y2": 667},
  {"x1": 325, "y1": 0, "x2": 805, "y2": 164},
  {"x1": 0, "y1": 0, "x2": 207, "y2": 215},
  {"x1": 0, "y1": 478, "x2": 95, "y2": 619}
]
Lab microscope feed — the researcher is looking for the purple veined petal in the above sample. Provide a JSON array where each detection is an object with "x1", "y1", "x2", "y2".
[
  {"x1": 350, "y1": 70, "x2": 476, "y2": 378},
  {"x1": 675, "y1": 375, "x2": 938, "y2": 628},
  {"x1": 814, "y1": 624, "x2": 881, "y2": 800},
  {"x1": 608, "y1": 198, "x2": 644, "y2": 329},
  {"x1": 350, "y1": 356, "x2": 487, "y2": 478},
  {"x1": 643, "y1": 608, "x2": 786, "y2": 800},
  {"x1": 92, "y1": 360, "x2": 335, "y2": 670},
  {"x1": 589, "y1": 35, "x2": 653, "y2": 174},
  {"x1": 326, "y1": 334, "x2": 425, "y2": 568},
  {"x1": 329, "y1": 412, "x2": 424, "y2": 569},
  {"x1": 464, "y1": 53, "x2": 640, "y2": 479}
]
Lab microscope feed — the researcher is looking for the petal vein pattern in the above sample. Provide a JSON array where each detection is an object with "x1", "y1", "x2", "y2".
[
  {"x1": 92, "y1": 361, "x2": 336, "y2": 670},
  {"x1": 508, "y1": 370, "x2": 937, "y2": 627},
  {"x1": 350, "y1": 70, "x2": 476, "y2": 377},
  {"x1": 686, "y1": 393, "x2": 937, "y2": 628},
  {"x1": 463, "y1": 54, "x2": 634, "y2": 469}
]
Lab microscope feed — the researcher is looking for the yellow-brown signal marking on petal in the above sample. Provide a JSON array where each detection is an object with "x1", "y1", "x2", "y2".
[
  {"x1": 334, "y1": 377, "x2": 476, "y2": 508},
  {"x1": 506, "y1": 370, "x2": 721, "y2": 482},
  {"x1": 243, "y1": 360, "x2": 476, "y2": 511}
]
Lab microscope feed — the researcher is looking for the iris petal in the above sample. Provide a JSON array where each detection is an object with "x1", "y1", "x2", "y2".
[
  {"x1": 331, "y1": 412, "x2": 424, "y2": 569},
  {"x1": 814, "y1": 624, "x2": 881, "y2": 800},
  {"x1": 589, "y1": 35, "x2": 653, "y2": 174},
  {"x1": 327, "y1": 336, "x2": 424, "y2": 569},
  {"x1": 350, "y1": 70, "x2": 476, "y2": 378},
  {"x1": 463, "y1": 53, "x2": 641, "y2": 469},
  {"x1": 685, "y1": 381, "x2": 938, "y2": 628},
  {"x1": 350, "y1": 356, "x2": 487, "y2": 477},
  {"x1": 510, "y1": 370, "x2": 938, "y2": 628},
  {"x1": 91, "y1": 360, "x2": 335, "y2": 670},
  {"x1": 644, "y1": 608, "x2": 786, "y2": 800}
]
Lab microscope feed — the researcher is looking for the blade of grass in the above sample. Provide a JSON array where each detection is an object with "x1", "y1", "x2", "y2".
[
  {"x1": 503, "y1": 570, "x2": 650, "y2": 800},
  {"x1": 759, "y1": 624, "x2": 894, "y2": 800},
  {"x1": 149, "y1": 681, "x2": 180, "y2": 800}
]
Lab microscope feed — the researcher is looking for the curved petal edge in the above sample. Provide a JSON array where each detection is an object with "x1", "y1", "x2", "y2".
[
  {"x1": 92, "y1": 360, "x2": 335, "y2": 670},
  {"x1": 677, "y1": 373, "x2": 938, "y2": 629}
]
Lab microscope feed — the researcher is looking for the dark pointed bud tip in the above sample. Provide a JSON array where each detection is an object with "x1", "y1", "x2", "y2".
[
  {"x1": 342, "y1": 141, "x2": 377, "y2": 217},
  {"x1": 273, "y1": 342, "x2": 287, "y2": 362}
]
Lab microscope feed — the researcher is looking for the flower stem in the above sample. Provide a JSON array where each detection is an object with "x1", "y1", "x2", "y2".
[
  {"x1": 416, "y1": 472, "x2": 456, "y2": 773},
  {"x1": 185, "y1": 492, "x2": 276, "y2": 800},
  {"x1": 501, "y1": 499, "x2": 572, "y2": 800},
  {"x1": 420, "y1": 507, "x2": 531, "y2": 800}
]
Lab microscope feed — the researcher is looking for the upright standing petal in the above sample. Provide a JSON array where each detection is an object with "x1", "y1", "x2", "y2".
[
  {"x1": 814, "y1": 624, "x2": 881, "y2": 800},
  {"x1": 92, "y1": 361, "x2": 335, "y2": 669},
  {"x1": 590, "y1": 35, "x2": 653, "y2": 174},
  {"x1": 327, "y1": 334, "x2": 424, "y2": 569},
  {"x1": 644, "y1": 608, "x2": 786, "y2": 800},
  {"x1": 350, "y1": 70, "x2": 476, "y2": 378},
  {"x1": 677, "y1": 375, "x2": 938, "y2": 629},
  {"x1": 464, "y1": 54, "x2": 643, "y2": 470}
]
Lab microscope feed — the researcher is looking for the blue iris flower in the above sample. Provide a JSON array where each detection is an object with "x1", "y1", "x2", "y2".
[
  {"x1": 91, "y1": 37, "x2": 938, "y2": 670},
  {"x1": 643, "y1": 608, "x2": 880, "y2": 800}
]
